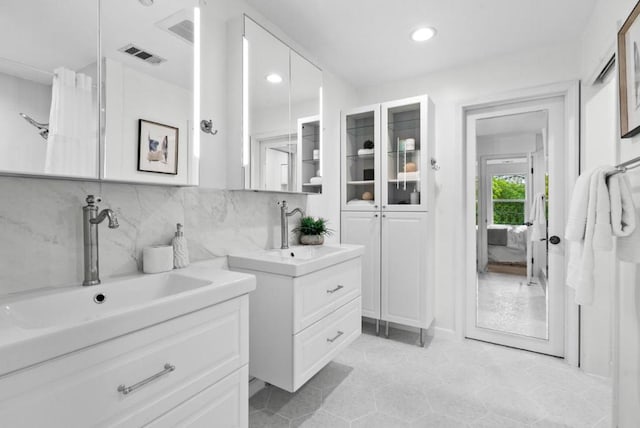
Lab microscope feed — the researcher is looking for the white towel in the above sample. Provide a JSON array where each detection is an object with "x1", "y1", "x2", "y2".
[
  {"x1": 566, "y1": 167, "x2": 616, "y2": 304},
  {"x1": 615, "y1": 172, "x2": 640, "y2": 262},
  {"x1": 528, "y1": 192, "x2": 546, "y2": 241}
]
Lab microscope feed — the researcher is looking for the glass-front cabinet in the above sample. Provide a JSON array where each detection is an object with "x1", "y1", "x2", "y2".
[
  {"x1": 341, "y1": 95, "x2": 433, "y2": 211},
  {"x1": 297, "y1": 115, "x2": 322, "y2": 194},
  {"x1": 342, "y1": 105, "x2": 380, "y2": 211}
]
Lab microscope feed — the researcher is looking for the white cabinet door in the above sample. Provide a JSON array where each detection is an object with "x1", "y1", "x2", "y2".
[
  {"x1": 341, "y1": 212, "x2": 381, "y2": 319},
  {"x1": 381, "y1": 211, "x2": 432, "y2": 329}
]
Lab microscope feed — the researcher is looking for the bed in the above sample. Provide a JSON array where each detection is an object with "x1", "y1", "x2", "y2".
[{"x1": 487, "y1": 224, "x2": 528, "y2": 264}]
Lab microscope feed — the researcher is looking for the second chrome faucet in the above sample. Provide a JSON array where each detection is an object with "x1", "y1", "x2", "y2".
[{"x1": 279, "y1": 200, "x2": 304, "y2": 249}]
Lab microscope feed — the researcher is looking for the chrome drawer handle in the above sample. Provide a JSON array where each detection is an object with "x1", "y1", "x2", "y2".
[
  {"x1": 327, "y1": 285, "x2": 344, "y2": 294},
  {"x1": 117, "y1": 363, "x2": 175, "y2": 395},
  {"x1": 327, "y1": 331, "x2": 344, "y2": 343}
]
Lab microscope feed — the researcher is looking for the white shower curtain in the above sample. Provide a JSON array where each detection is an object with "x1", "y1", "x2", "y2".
[{"x1": 45, "y1": 67, "x2": 96, "y2": 176}]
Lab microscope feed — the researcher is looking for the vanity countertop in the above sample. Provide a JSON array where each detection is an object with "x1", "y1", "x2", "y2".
[{"x1": 0, "y1": 261, "x2": 255, "y2": 377}]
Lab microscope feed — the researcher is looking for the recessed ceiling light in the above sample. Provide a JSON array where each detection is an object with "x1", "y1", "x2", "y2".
[
  {"x1": 266, "y1": 73, "x2": 283, "y2": 84},
  {"x1": 411, "y1": 27, "x2": 436, "y2": 42},
  {"x1": 138, "y1": 0, "x2": 154, "y2": 6}
]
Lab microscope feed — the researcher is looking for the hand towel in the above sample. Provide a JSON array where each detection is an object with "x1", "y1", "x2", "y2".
[
  {"x1": 616, "y1": 172, "x2": 640, "y2": 262},
  {"x1": 565, "y1": 168, "x2": 594, "y2": 241},
  {"x1": 566, "y1": 167, "x2": 615, "y2": 304},
  {"x1": 529, "y1": 192, "x2": 546, "y2": 241}
]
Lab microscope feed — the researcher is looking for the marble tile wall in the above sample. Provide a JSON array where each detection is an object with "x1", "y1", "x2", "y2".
[{"x1": 0, "y1": 176, "x2": 305, "y2": 296}]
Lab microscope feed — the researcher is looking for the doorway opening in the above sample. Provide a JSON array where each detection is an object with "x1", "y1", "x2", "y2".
[{"x1": 461, "y1": 82, "x2": 579, "y2": 361}]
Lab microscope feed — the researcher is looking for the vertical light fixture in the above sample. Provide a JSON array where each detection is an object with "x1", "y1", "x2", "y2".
[
  {"x1": 193, "y1": 6, "x2": 201, "y2": 162},
  {"x1": 242, "y1": 37, "x2": 249, "y2": 167},
  {"x1": 318, "y1": 86, "x2": 323, "y2": 178}
]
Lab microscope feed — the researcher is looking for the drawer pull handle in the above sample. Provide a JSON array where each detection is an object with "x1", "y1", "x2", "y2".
[
  {"x1": 117, "y1": 363, "x2": 175, "y2": 395},
  {"x1": 327, "y1": 285, "x2": 344, "y2": 294},
  {"x1": 327, "y1": 331, "x2": 344, "y2": 343}
]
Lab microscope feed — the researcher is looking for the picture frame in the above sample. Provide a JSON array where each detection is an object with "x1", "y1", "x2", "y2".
[
  {"x1": 137, "y1": 119, "x2": 179, "y2": 175},
  {"x1": 618, "y1": 0, "x2": 640, "y2": 138}
]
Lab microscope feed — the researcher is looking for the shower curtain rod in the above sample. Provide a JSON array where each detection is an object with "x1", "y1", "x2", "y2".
[{"x1": 607, "y1": 155, "x2": 640, "y2": 177}]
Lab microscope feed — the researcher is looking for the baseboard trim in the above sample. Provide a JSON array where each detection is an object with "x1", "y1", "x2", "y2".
[{"x1": 249, "y1": 377, "x2": 266, "y2": 398}]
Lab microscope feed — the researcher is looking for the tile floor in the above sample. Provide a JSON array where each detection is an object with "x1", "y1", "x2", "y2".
[
  {"x1": 249, "y1": 324, "x2": 611, "y2": 428},
  {"x1": 477, "y1": 272, "x2": 548, "y2": 339}
]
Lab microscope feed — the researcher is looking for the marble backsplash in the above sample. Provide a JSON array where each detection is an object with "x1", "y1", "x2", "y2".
[{"x1": 0, "y1": 176, "x2": 306, "y2": 296}]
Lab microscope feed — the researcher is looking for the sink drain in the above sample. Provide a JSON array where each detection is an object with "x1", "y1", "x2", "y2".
[{"x1": 93, "y1": 293, "x2": 106, "y2": 304}]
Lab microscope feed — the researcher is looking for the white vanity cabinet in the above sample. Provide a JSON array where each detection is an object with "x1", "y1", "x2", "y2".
[
  {"x1": 0, "y1": 270, "x2": 254, "y2": 428},
  {"x1": 229, "y1": 249, "x2": 362, "y2": 393},
  {"x1": 341, "y1": 95, "x2": 435, "y2": 339}
]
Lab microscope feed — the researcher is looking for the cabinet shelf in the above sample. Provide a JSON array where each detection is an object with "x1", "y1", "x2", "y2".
[
  {"x1": 302, "y1": 182, "x2": 322, "y2": 187},
  {"x1": 387, "y1": 179, "x2": 420, "y2": 183},
  {"x1": 302, "y1": 158, "x2": 320, "y2": 164},
  {"x1": 347, "y1": 153, "x2": 375, "y2": 160},
  {"x1": 347, "y1": 180, "x2": 375, "y2": 185},
  {"x1": 388, "y1": 149, "x2": 421, "y2": 155}
]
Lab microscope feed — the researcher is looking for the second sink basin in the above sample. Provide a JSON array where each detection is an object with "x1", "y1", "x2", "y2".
[{"x1": 229, "y1": 244, "x2": 363, "y2": 277}]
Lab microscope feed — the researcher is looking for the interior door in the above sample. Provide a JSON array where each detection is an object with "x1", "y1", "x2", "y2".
[
  {"x1": 465, "y1": 98, "x2": 566, "y2": 357},
  {"x1": 341, "y1": 211, "x2": 381, "y2": 319}
]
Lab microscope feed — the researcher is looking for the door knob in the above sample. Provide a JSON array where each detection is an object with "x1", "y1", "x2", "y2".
[{"x1": 549, "y1": 235, "x2": 561, "y2": 245}]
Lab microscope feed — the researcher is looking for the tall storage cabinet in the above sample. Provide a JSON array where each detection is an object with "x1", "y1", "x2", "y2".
[{"x1": 341, "y1": 95, "x2": 435, "y2": 340}]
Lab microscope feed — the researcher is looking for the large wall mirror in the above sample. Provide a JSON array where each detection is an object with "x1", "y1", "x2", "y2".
[
  {"x1": 0, "y1": 0, "x2": 200, "y2": 185},
  {"x1": 0, "y1": 1, "x2": 99, "y2": 179},
  {"x1": 243, "y1": 16, "x2": 322, "y2": 193},
  {"x1": 101, "y1": 0, "x2": 199, "y2": 185}
]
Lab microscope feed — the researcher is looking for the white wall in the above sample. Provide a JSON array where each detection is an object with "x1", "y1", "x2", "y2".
[
  {"x1": 580, "y1": 0, "x2": 640, "y2": 424},
  {"x1": 358, "y1": 42, "x2": 581, "y2": 332},
  {"x1": 0, "y1": 73, "x2": 50, "y2": 174},
  {"x1": 103, "y1": 58, "x2": 191, "y2": 185}
]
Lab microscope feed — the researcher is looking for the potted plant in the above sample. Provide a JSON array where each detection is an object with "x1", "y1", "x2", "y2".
[{"x1": 293, "y1": 216, "x2": 333, "y2": 245}]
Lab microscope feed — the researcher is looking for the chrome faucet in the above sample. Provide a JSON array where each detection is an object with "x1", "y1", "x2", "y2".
[
  {"x1": 83, "y1": 195, "x2": 119, "y2": 286},
  {"x1": 279, "y1": 200, "x2": 304, "y2": 249}
]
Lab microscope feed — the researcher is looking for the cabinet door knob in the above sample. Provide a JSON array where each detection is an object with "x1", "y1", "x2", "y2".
[
  {"x1": 382, "y1": 214, "x2": 387, "y2": 218},
  {"x1": 374, "y1": 205, "x2": 379, "y2": 209},
  {"x1": 374, "y1": 214, "x2": 378, "y2": 218}
]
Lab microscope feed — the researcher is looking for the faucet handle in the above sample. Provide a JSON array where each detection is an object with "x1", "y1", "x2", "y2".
[
  {"x1": 86, "y1": 195, "x2": 102, "y2": 205},
  {"x1": 278, "y1": 200, "x2": 288, "y2": 208}
]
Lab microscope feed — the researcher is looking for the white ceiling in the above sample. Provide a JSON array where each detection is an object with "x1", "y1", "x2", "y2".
[
  {"x1": 477, "y1": 111, "x2": 547, "y2": 137},
  {"x1": 244, "y1": 0, "x2": 598, "y2": 88}
]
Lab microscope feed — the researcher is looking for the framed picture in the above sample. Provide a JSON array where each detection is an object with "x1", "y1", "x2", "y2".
[
  {"x1": 618, "y1": 0, "x2": 640, "y2": 138},
  {"x1": 137, "y1": 119, "x2": 179, "y2": 174}
]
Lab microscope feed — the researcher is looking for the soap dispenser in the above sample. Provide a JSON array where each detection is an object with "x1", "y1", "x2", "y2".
[
  {"x1": 410, "y1": 186, "x2": 420, "y2": 205},
  {"x1": 172, "y1": 223, "x2": 190, "y2": 268}
]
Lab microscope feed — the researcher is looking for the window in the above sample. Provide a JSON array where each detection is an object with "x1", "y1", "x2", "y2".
[{"x1": 492, "y1": 174, "x2": 525, "y2": 225}]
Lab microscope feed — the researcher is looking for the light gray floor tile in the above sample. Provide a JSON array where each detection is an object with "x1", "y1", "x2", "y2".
[
  {"x1": 250, "y1": 387, "x2": 271, "y2": 413},
  {"x1": 249, "y1": 410, "x2": 290, "y2": 428},
  {"x1": 321, "y1": 381, "x2": 376, "y2": 421},
  {"x1": 249, "y1": 325, "x2": 612, "y2": 428},
  {"x1": 411, "y1": 412, "x2": 469, "y2": 427},
  {"x1": 426, "y1": 385, "x2": 488, "y2": 424},
  {"x1": 374, "y1": 383, "x2": 429, "y2": 422},
  {"x1": 351, "y1": 412, "x2": 411, "y2": 428},
  {"x1": 266, "y1": 384, "x2": 322, "y2": 419},
  {"x1": 290, "y1": 410, "x2": 349, "y2": 428},
  {"x1": 477, "y1": 385, "x2": 547, "y2": 424}
]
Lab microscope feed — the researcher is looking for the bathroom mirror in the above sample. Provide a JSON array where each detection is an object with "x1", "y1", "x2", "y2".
[
  {"x1": 0, "y1": 1, "x2": 100, "y2": 179},
  {"x1": 243, "y1": 16, "x2": 322, "y2": 193},
  {"x1": 101, "y1": 0, "x2": 199, "y2": 186}
]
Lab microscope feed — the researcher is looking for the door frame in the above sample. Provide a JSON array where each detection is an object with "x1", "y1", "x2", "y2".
[{"x1": 457, "y1": 81, "x2": 580, "y2": 365}]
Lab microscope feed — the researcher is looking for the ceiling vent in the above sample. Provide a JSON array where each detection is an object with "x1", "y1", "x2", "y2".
[
  {"x1": 156, "y1": 9, "x2": 194, "y2": 45},
  {"x1": 118, "y1": 44, "x2": 166, "y2": 65}
]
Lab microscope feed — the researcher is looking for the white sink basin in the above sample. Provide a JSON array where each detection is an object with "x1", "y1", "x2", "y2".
[
  {"x1": 2, "y1": 274, "x2": 212, "y2": 329},
  {"x1": 228, "y1": 244, "x2": 363, "y2": 277},
  {"x1": 0, "y1": 261, "x2": 255, "y2": 376}
]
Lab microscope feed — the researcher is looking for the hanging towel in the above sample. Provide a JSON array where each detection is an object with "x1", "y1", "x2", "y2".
[
  {"x1": 566, "y1": 167, "x2": 616, "y2": 305},
  {"x1": 615, "y1": 172, "x2": 640, "y2": 262},
  {"x1": 528, "y1": 192, "x2": 546, "y2": 241}
]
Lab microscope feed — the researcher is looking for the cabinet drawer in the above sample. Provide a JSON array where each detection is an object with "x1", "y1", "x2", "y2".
[
  {"x1": 144, "y1": 365, "x2": 248, "y2": 428},
  {"x1": 0, "y1": 296, "x2": 248, "y2": 428},
  {"x1": 293, "y1": 297, "x2": 361, "y2": 390},
  {"x1": 293, "y1": 258, "x2": 361, "y2": 333}
]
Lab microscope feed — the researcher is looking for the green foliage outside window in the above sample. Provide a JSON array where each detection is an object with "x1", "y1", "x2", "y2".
[{"x1": 492, "y1": 175, "x2": 525, "y2": 225}]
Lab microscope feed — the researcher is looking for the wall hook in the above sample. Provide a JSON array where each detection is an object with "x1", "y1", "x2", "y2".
[
  {"x1": 431, "y1": 158, "x2": 440, "y2": 171},
  {"x1": 200, "y1": 119, "x2": 218, "y2": 135}
]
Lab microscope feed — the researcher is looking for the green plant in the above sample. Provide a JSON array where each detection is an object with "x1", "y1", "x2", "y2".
[{"x1": 293, "y1": 216, "x2": 334, "y2": 236}]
